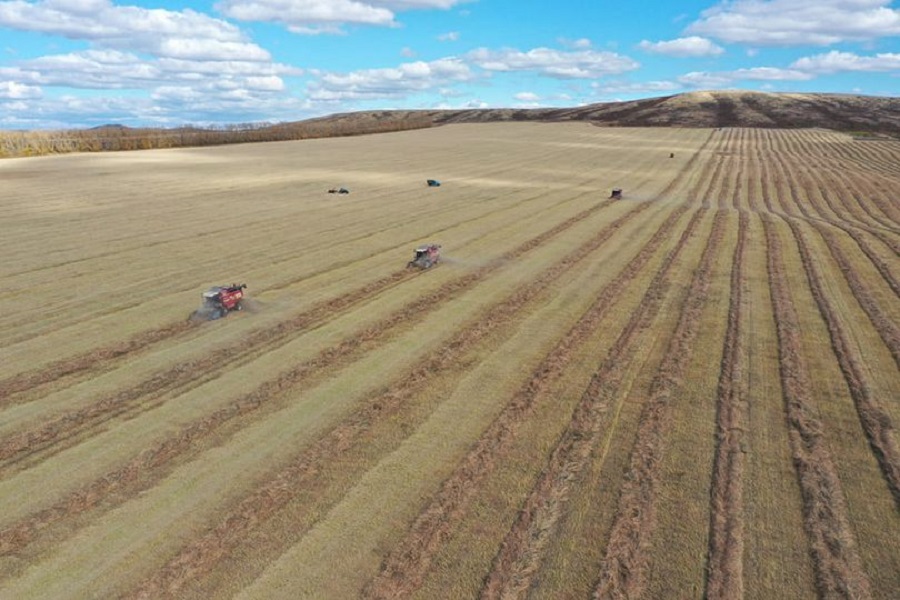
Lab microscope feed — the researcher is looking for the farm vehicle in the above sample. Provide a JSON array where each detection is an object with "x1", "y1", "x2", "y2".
[
  {"x1": 190, "y1": 283, "x2": 247, "y2": 321},
  {"x1": 407, "y1": 244, "x2": 441, "y2": 269}
]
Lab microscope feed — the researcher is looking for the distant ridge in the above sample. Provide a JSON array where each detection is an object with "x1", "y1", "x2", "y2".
[{"x1": 312, "y1": 91, "x2": 900, "y2": 135}]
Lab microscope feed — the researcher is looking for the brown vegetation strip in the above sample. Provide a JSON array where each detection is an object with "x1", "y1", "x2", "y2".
[
  {"x1": 364, "y1": 202, "x2": 696, "y2": 600},
  {"x1": 478, "y1": 207, "x2": 707, "y2": 600},
  {"x1": 814, "y1": 224, "x2": 900, "y2": 369},
  {"x1": 761, "y1": 214, "x2": 872, "y2": 599},
  {"x1": 0, "y1": 184, "x2": 576, "y2": 403},
  {"x1": 0, "y1": 199, "x2": 616, "y2": 470},
  {"x1": 121, "y1": 200, "x2": 658, "y2": 599},
  {"x1": 0, "y1": 201, "x2": 626, "y2": 557},
  {"x1": 784, "y1": 218, "x2": 900, "y2": 507},
  {"x1": 0, "y1": 322, "x2": 193, "y2": 404},
  {"x1": 705, "y1": 210, "x2": 749, "y2": 599},
  {"x1": 593, "y1": 210, "x2": 727, "y2": 599}
]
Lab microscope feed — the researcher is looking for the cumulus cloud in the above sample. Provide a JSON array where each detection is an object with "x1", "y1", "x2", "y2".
[
  {"x1": 638, "y1": 36, "x2": 724, "y2": 57},
  {"x1": 216, "y1": 0, "x2": 469, "y2": 34},
  {"x1": 688, "y1": 0, "x2": 900, "y2": 46},
  {"x1": 438, "y1": 31, "x2": 459, "y2": 41},
  {"x1": 679, "y1": 66, "x2": 813, "y2": 88},
  {"x1": 0, "y1": 0, "x2": 270, "y2": 61},
  {"x1": 592, "y1": 80, "x2": 683, "y2": 95},
  {"x1": 791, "y1": 50, "x2": 900, "y2": 73},
  {"x1": 514, "y1": 91, "x2": 540, "y2": 101},
  {"x1": 308, "y1": 57, "x2": 473, "y2": 101},
  {"x1": 466, "y1": 47, "x2": 639, "y2": 79},
  {"x1": 0, "y1": 79, "x2": 42, "y2": 99}
]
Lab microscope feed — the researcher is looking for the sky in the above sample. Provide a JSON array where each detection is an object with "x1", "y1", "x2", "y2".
[{"x1": 0, "y1": 0, "x2": 898, "y2": 130}]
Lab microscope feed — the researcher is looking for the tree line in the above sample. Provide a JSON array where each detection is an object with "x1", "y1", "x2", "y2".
[{"x1": 0, "y1": 114, "x2": 434, "y2": 159}]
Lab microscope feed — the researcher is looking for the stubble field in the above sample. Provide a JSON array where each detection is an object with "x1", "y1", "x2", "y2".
[{"x1": 0, "y1": 122, "x2": 898, "y2": 599}]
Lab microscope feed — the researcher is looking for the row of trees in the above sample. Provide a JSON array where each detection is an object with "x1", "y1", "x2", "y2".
[{"x1": 0, "y1": 113, "x2": 435, "y2": 158}]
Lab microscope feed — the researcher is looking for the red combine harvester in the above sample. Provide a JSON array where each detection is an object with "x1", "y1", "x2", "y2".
[
  {"x1": 407, "y1": 244, "x2": 441, "y2": 269},
  {"x1": 190, "y1": 283, "x2": 247, "y2": 321}
]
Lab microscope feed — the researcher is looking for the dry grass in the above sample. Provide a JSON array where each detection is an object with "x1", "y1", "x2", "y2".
[{"x1": 0, "y1": 123, "x2": 898, "y2": 599}]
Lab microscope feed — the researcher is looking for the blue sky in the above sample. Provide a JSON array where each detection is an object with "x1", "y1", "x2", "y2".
[{"x1": 1, "y1": 0, "x2": 898, "y2": 129}]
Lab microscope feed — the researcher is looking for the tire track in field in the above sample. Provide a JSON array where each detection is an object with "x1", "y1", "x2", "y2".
[
  {"x1": 783, "y1": 217, "x2": 900, "y2": 507},
  {"x1": 761, "y1": 214, "x2": 872, "y2": 599},
  {"x1": 0, "y1": 199, "x2": 617, "y2": 472},
  {"x1": 705, "y1": 210, "x2": 749, "y2": 599},
  {"x1": 120, "y1": 196, "x2": 666, "y2": 600},
  {"x1": 363, "y1": 197, "x2": 702, "y2": 599},
  {"x1": 592, "y1": 210, "x2": 727, "y2": 600}
]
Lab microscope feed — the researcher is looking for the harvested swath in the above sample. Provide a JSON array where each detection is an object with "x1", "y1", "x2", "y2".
[
  {"x1": 479, "y1": 207, "x2": 707, "y2": 600},
  {"x1": 705, "y1": 210, "x2": 749, "y2": 599},
  {"x1": 0, "y1": 201, "x2": 613, "y2": 471},
  {"x1": 115, "y1": 201, "x2": 661, "y2": 599},
  {"x1": 784, "y1": 218, "x2": 900, "y2": 507},
  {"x1": 813, "y1": 223, "x2": 900, "y2": 368},
  {"x1": 364, "y1": 202, "x2": 695, "y2": 599},
  {"x1": 363, "y1": 130, "x2": 718, "y2": 600},
  {"x1": 0, "y1": 321, "x2": 193, "y2": 405},
  {"x1": 762, "y1": 214, "x2": 872, "y2": 598},
  {"x1": 0, "y1": 201, "x2": 624, "y2": 557},
  {"x1": 0, "y1": 182, "x2": 591, "y2": 402},
  {"x1": 593, "y1": 211, "x2": 727, "y2": 599}
]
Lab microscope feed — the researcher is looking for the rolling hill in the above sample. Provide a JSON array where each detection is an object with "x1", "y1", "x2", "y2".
[{"x1": 312, "y1": 90, "x2": 900, "y2": 134}]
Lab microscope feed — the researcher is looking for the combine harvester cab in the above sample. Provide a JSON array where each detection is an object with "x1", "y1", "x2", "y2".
[
  {"x1": 407, "y1": 244, "x2": 441, "y2": 269},
  {"x1": 190, "y1": 283, "x2": 247, "y2": 321}
]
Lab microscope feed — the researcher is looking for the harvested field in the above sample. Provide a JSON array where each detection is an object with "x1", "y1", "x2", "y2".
[{"x1": 0, "y1": 123, "x2": 898, "y2": 599}]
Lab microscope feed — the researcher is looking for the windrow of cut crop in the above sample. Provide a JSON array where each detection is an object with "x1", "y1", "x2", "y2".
[
  {"x1": 783, "y1": 217, "x2": 900, "y2": 507},
  {"x1": 0, "y1": 195, "x2": 622, "y2": 475},
  {"x1": 769, "y1": 130, "x2": 900, "y2": 246},
  {"x1": 472, "y1": 131, "x2": 725, "y2": 600},
  {"x1": 762, "y1": 214, "x2": 872, "y2": 599},
  {"x1": 363, "y1": 201, "x2": 700, "y2": 600},
  {"x1": 763, "y1": 136, "x2": 900, "y2": 301},
  {"x1": 705, "y1": 209, "x2": 749, "y2": 599},
  {"x1": 0, "y1": 199, "x2": 634, "y2": 558},
  {"x1": 115, "y1": 201, "x2": 671, "y2": 600},
  {"x1": 781, "y1": 129, "x2": 899, "y2": 233},
  {"x1": 592, "y1": 209, "x2": 728, "y2": 599},
  {"x1": 126, "y1": 133, "x2": 720, "y2": 600},
  {"x1": 477, "y1": 205, "x2": 708, "y2": 599},
  {"x1": 796, "y1": 190, "x2": 900, "y2": 369},
  {"x1": 0, "y1": 182, "x2": 600, "y2": 404}
]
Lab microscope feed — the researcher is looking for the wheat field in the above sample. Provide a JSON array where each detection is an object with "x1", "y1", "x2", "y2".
[{"x1": 0, "y1": 123, "x2": 898, "y2": 599}]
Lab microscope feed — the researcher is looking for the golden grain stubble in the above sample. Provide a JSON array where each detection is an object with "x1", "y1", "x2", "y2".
[{"x1": 0, "y1": 124, "x2": 898, "y2": 599}]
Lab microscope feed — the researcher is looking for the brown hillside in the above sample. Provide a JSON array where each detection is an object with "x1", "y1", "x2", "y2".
[{"x1": 314, "y1": 90, "x2": 900, "y2": 134}]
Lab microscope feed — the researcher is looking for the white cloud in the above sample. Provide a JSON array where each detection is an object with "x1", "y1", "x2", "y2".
[
  {"x1": 308, "y1": 57, "x2": 474, "y2": 101},
  {"x1": 592, "y1": 80, "x2": 683, "y2": 95},
  {"x1": 438, "y1": 31, "x2": 459, "y2": 41},
  {"x1": 0, "y1": 80, "x2": 42, "y2": 99},
  {"x1": 638, "y1": 36, "x2": 724, "y2": 58},
  {"x1": 0, "y1": 0, "x2": 270, "y2": 61},
  {"x1": 791, "y1": 50, "x2": 900, "y2": 73},
  {"x1": 688, "y1": 0, "x2": 900, "y2": 46},
  {"x1": 216, "y1": 0, "x2": 469, "y2": 34},
  {"x1": 467, "y1": 47, "x2": 639, "y2": 79},
  {"x1": 514, "y1": 91, "x2": 540, "y2": 101},
  {"x1": 679, "y1": 66, "x2": 813, "y2": 88}
]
